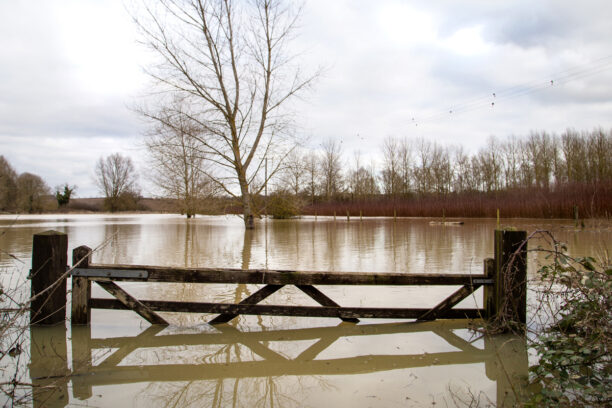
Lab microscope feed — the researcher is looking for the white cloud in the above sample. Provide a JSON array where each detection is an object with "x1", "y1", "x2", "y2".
[
  {"x1": 377, "y1": 2, "x2": 438, "y2": 46},
  {"x1": 442, "y1": 26, "x2": 490, "y2": 56}
]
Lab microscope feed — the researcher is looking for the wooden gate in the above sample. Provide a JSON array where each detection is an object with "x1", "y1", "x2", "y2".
[{"x1": 29, "y1": 230, "x2": 527, "y2": 327}]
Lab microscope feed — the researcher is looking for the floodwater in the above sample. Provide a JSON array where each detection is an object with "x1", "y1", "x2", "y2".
[{"x1": 1, "y1": 214, "x2": 610, "y2": 407}]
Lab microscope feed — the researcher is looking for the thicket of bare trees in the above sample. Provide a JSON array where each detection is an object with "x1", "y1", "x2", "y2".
[
  {"x1": 267, "y1": 128, "x2": 612, "y2": 217},
  {"x1": 0, "y1": 156, "x2": 53, "y2": 213}
]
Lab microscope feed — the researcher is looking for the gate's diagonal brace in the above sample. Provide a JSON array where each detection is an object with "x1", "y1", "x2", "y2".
[
  {"x1": 98, "y1": 325, "x2": 166, "y2": 368},
  {"x1": 296, "y1": 285, "x2": 359, "y2": 323},
  {"x1": 417, "y1": 283, "x2": 482, "y2": 321},
  {"x1": 209, "y1": 284, "x2": 284, "y2": 325},
  {"x1": 214, "y1": 324, "x2": 288, "y2": 362},
  {"x1": 433, "y1": 328, "x2": 480, "y2": 353},
  {"x1": 295, "y1": 322, "x2": 352, "y2": 361},
  {"x1": 95, "y1": 281, "x2": 168, "y2": 325}
]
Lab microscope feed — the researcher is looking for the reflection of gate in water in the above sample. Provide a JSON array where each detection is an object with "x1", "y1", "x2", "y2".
[{"x1": 30, "y1": 321, "x2": 528, "y2": 407}]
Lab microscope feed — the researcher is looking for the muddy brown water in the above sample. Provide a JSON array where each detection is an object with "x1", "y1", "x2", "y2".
[{"x1": 1, "y1": 214, "x2": 610, "y2": 407}]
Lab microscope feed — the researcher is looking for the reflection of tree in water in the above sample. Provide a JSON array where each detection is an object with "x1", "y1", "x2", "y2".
[
  {"x1": 138, "y1": 372, "x2": 325, "y2": 408},
  {"x1": 133, "y1": 332, "x2": 333, "y2": 408},
  {"x1": 95, "y1": 223, "x2": 142, "y2": 264},
  {"x1": 134, "y1": 228, "x2": 333, "y2": 407}
]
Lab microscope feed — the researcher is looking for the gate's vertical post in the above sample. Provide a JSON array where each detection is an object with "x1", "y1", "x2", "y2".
[
  {"x1": 71, "y1": 325, "x2": 93, "y2": 400},
  {"x1": 71, "y1": 246, "x2": 92, "y2": 325},
  {"x1": 483, "y1": 257, "x2": 495, "y2": 318},
  {"x1": 493, "y1": 230, "x2": 527, "y2": 328},
  {"x1": 30, "y1": 326, "x2": 69, "y2": 407},
  {"x1": 31, "y1": 231, "x2": 68, "y2": 325},
  {"x1": 484, "y1": 334, "x2": 529, "y2": 407}
]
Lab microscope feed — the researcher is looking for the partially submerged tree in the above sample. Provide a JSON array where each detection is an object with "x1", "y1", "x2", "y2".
[
  {"x1": 134, "y1": 0, "x2": 316, "y2": 228},
  {"x1": 94, "y1": 153, "x2": 140, "y2": 212},
  {"x1": 146, "y1": 105, "x2": 217, "y2": 217}
]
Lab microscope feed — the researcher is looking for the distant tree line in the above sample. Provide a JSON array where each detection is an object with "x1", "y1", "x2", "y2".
[{"x1": 265, "y1": 128, "x2": 612, "y2": 218}]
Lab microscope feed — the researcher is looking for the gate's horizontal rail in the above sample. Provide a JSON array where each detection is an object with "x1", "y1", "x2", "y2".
[
  {"x1": 90, "y1": 298, "x2": 483, "y2": 319},
  {"x1": 78, "y1": 264, "x2": 491, "y2": 285},
  {"x1": 88, "y1": 320, "x2": 476, "y2": 349},
  {"x1": 72, "y1": 351, "x2": 490, "y2": 385}
]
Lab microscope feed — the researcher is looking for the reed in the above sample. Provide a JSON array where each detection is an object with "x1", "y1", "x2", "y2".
[{"x1": 303, "y1": 182, "x2": 612, "y2": 219}]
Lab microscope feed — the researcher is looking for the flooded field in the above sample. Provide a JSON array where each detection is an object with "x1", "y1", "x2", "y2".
[{"x1": 1, "y1": 214, "x2": 610, "y2": 407}]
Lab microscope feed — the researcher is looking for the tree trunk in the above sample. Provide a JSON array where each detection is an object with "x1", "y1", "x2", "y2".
[
  {"x1": 243, "y1": 199, "x2": 254, "y2": 229},
  {"x1": 238, "y1": 172, "x2": 255, "y2": 229}
]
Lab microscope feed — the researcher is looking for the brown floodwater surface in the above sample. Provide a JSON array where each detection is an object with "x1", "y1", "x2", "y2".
[{"x1": 0, "y1": 214, "x2": 610, "y2": 407}]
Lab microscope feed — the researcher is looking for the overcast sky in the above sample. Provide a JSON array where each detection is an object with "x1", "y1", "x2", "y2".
[{"x1": 1, "y1": 0, "x2": 612, "y2": 197}]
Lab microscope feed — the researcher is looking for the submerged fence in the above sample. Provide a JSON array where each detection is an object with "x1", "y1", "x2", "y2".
[{"x1": 29, "y1": 229, "x2": 527, "y2": 328}]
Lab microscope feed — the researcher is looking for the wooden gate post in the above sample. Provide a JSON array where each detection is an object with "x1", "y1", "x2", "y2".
[
  {"x1": 483, "y1": 258, "x2": 495, "y2": 319},
  {"x1": 72, "y1": 246, "x2": 92, "y2": 325},
  {"x1": 493, "y1": 230, "x2": 527, "y2": 328},
  {"x1": 31, "y1": 230, "x2": 68, "y2": 325}
]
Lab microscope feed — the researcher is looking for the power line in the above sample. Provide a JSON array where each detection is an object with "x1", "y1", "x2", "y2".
[{"x1": 408, "y1": 55, "x2": 612, "y2": 127}]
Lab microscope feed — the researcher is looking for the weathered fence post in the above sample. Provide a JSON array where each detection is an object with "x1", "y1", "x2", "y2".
[
  {"x1": 30, "y1": 230, "x2": 68, "y2": 325},
  {"x1": 493, "y1": 230, "x2": 527, "y2": 328},
  {"x1": 573, "y1": 205, "x2": 579, "y2": 227},
  {"x1": 72, "y1": 246, "x2": 92, "y2": 325},
  {"x1": 483, "y1": 257, "x2": 495, "y2": 319}
]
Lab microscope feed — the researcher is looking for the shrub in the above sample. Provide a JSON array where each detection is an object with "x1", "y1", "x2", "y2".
[
  {"x1": 267, "y1": 191, "x2": 303, "y2": 219},
  {"x1": 527, "y1": 238, "x2": 611, "y2": 407}
]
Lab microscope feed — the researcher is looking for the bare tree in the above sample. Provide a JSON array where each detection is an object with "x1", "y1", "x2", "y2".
[
  {"x1": 279, "y1": 148, "x2": 306, "y2": 196},
  {"x1": 146, "y1": 106, "x2": 217, "y2": 217},
  {"x1": 429, "y1": 143, "x2": 452, "y2": 195},
  {"x1": 398, "y1": 138, "x2": 413, "y2": 195},
  {"x1": 380, "y1": 136, "x2": 401, "y2": 196},
  {"x1": 477, "y1": 136, "x2": 503, "y2": 192},
  {"x1": 95, "y1": 153, "x2": 140, "y2": 212},
  {"x1": 320, "y1": 138, "x2": 344, "y2": 201},
  {"x1": 501, "y1": 135, "x2": 521, "y2": 189},
  {"x1": 585, "y1": 128, "x2": 612, "y2": 183},
  {"x1": 16, "y1": 173, "x2": 50, "y2": 213},
  {"x1": 134, "y1": 0, "x2": 316, "y2": 228},
  {"x1": 303, "y1": 152, "x2": 319, "y2": 205},
  {"x1": 413, "y1": 138, "x2": 432, "y2": 195},
  {"x1": 347, "y1": 150, "x2": 379, "y2": 199}
]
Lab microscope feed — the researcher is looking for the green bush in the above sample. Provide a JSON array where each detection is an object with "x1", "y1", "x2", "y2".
[
  {"x1": 267, "y1": 191, "x2": 303, "y2": 219},
  {"x1": 528, "y1": 245, "x2": 611, "y2": 407}
]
